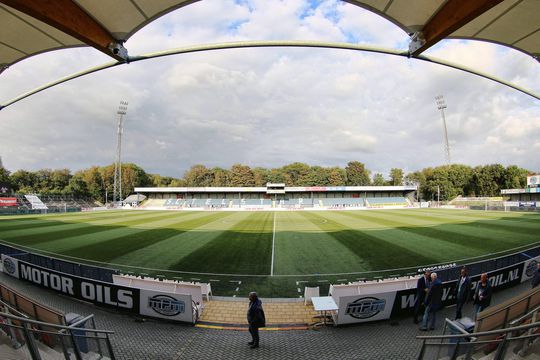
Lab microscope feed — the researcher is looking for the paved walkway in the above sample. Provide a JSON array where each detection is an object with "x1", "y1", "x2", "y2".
[{"x1": 0, "y1": 272, "x2": 532, "y2": 360}]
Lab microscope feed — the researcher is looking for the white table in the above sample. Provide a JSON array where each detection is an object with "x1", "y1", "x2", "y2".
[{"x1": 311, "y1": 296, "x2": 338, "y2": 326}]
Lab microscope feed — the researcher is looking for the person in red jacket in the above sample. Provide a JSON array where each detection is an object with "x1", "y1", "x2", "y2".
[{"x1": 473, "y1": 273, "x2": 492, "y2": 318}]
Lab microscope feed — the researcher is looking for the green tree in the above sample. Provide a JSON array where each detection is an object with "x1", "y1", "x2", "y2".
[
  {"x1": 183, "y1": 164, "x2": 213, "y2": 187},
  {"x1": 10, "y1": 170, "x2": 37, "y2": 193},
  {"x1": 389, "y1": 168, "x2": 404, "y2": 186},
  {"x1": 345, "y1": 161, "x2": 371, "y2": 185},
  {"x1": 211, "y1": 167, "x2": 231, "y2": 187},
  {"x1": 327, "y1": 167, "x2": 346, "y2": 186},
  {"x1": 372, "y1": 173, "x2": 386, "y2": 186},
  {"x1": 78, "y1": 166, "x2": 104, "y2": 200},
  {"x1": 0, "y1": 166, "x2": 11, "y2": 195},
  {"x1": 281, "y1": 162, "x2": 311, "y2": 186},
  {"x1": 252, "y1": 167, "x2": 270, "y2": 187},
  {"x1": 230, "y1": 164, "x2": 255, "y2": 186},
  {"x1": 266, "y1": 168, "x2": 286, "y2": 184},
  {"x1": 472, "y1": 164, "x2": 506, "y2": 196},
  {"x1": 65, "y1": 174, "x2": 90, "y2": 198},
  {"x1": 503, "y1": 165, "x2": 529, "y2": 189}
]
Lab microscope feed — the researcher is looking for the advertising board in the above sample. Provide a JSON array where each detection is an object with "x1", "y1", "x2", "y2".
[
  {"x1": 391, "y1": 263, "x2": 523, "y2": 317},
  {"x1": 2, "y1": 255, "x2": 138, "y2": 312},
  {"x1": 336, "y1": 291, "x2": 396, "y2": 325},
  {"x1": 1, "y1": 255, "x2": 197, "y2": 323},
  {"x1": 0, "y1": 197, "x2": 17, "y2": 206}
]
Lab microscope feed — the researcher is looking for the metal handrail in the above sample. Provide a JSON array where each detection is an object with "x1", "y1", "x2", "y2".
[
  {"x1": 417, "y1": 320, "x2": 540, "y2": 340},
  {"x1": 509, "y1": 304, "x2": 540, "y2": 326},
  {"x1": 0, "y1": 311, "x2": 114, "y2": 334},
  {"x1": 479, "y1": 287, "x2": 540, "y2": 318},
  {"x1": 0, "y1": 298, "x2": 30, "y2": 318}
]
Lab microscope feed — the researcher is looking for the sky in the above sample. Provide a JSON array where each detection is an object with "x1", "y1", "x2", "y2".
[{"x1": 0, "y1": 0, "x2": 539, "y2": 178}]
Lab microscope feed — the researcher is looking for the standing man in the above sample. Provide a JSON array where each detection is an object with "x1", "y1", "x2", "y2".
[
  {"x1": 247, "y1": 292, "x2": 265, "y2": 349},
  {"x1": 454, "y1": 267, "x2": 471, "y2": 319},
  {"x1": 420, "y1": 272, "x2": 443, "y2": 331},
  {"x1": 413, "y1": 271, "x2": 431, "y2": 324},
  {"x1": 531, "y1": 262, "x2": 540, "y2": 289},
  {"x1": 473, "y1": 273, "x2": 492, "y2": 318}
]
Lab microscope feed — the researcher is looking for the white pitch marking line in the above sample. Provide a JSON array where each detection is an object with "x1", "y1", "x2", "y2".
[{"x1": 270, "y1": 211, "x2": 276, "y2": 276}]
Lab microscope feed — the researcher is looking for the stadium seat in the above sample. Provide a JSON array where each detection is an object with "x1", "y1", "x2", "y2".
[{"x1": 304, "y1": 286, "x2": 320, "y2": 305}]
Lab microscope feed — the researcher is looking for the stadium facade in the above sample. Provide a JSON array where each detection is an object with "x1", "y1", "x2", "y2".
[{"x1": 134, "y1": 183, "x2": 417, "y2": 209}]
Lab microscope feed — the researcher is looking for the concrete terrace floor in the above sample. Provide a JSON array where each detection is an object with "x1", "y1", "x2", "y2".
[{"x1": 0, "y1": 272, "x2": 533, "y2": 360}]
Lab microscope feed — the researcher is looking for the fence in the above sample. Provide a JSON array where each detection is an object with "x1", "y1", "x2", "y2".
[
  {"x1": 416, "y1": 316, "x2": 540, "y2": 360},
  {"x1": 0, "y1": 241, "x2": 118, "y2": 283},
  {"x1": 0, "y1": 309, "x2": 115, "y2": 360}
]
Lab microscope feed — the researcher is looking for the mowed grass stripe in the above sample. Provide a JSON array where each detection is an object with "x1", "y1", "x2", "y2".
[
  {"x1": 58, "y1": 212, "x2": 234, "y2": 262},
  {"x1": 109, "y1": 211, "x2": 254, "y2": 269},
  {"x1": 0, "y1": 210, "x2": 179, "y2": 240},
  {"x1": 338, "y1": 211, "x2": 508, "y2": 252},
  {"x1": 319, "y1": 211, "x2": 479, "y2": 265},
  {"x1": 355, "y1": 210, "x2": 540, "y2": 248},
  {"x1": 383, "y1": 209, "x2": 540, "y2": 234},
  {"x1": 272, "y1": 212, "x2": 366, "y2": 275},
  {"x1": 170, "y1": 212, "x2": 273, "y2": 275},
  {"x1": 404, "y1": 209, "x2": 540, "y2": 224},
  {"x1": 0, "y1": 211, "x2": 188, "y2": 246},
  {"x1": 0, "y1": 210, "x2": 151, "y2": 230},
  {"x1": 300, "y1": 211, "x2": 437, "y2": 269},
  {"x1": 24, "y1": 211, "x2": 224, "y2": 254}
]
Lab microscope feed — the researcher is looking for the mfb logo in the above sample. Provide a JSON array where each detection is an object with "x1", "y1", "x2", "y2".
[
  {"x1": 148, "y1": 295, "x2": 185, "y2": 317},
  {"x1": 3, "y1": 257, "x2": 16, "y2": 275},
  {"x1": 526, "y1": 260, "x2": 538, "y2": 278},
  {"x1": 345, "y1": 297, "x2": 386, "y2": 319}
]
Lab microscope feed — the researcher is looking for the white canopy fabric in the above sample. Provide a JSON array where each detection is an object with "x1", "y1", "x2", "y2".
[
  {"x1": 0, "y1": 0, "x2": 538, "y2": 75},
  {"x1": 346, "y1": 0, "x2": 540, "y2": 59}
]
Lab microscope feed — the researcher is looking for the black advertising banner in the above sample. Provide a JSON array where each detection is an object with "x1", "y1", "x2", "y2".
[
  {"x1": 391, "y1": 262, "x2": 523, "y2": 317},
  {"x1": 2, "y1": 255, "x2": 140, "y2": 313}
]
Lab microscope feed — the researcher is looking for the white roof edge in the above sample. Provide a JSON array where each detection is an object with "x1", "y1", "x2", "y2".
[{"x1": 134, "y1": 185, "x2": 417, "y2": 193}]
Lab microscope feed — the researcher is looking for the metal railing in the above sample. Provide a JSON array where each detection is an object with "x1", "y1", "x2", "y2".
[
  {"x1": 417, "y1": 317, "x2": 540, "y2": 360},
  {"x1": 0, "y1": 310, "x2": 115, "y2": 360},
  {"x1": 476, "y1": 286, "x2": 540, "y2": 332}
]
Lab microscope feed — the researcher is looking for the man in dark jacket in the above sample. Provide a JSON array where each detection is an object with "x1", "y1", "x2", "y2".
[
  {"x1": 454, "y1": 267, "x2": 471, "y2": 319},
  {"x1": 531, "y1": 262, "x2": 540, "y2": 289},
  {"x1": 420, "y1": 272, "x2": 443, "y2": 331},
  {"x1": 413, "y1": 271, "x2": 431, "y2": 324},
  {"x1": 247, "y1": 292, "x2": 265, "y2": 349}
]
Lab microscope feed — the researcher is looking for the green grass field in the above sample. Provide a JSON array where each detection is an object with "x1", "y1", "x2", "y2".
[{"x1": 1, "y1": 209, "x2": 539, "y2": 297}]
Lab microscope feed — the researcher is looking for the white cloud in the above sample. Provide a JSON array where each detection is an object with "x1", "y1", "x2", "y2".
[{"x1": 0, "y1": 0, "x2": 539, "y2": 177}]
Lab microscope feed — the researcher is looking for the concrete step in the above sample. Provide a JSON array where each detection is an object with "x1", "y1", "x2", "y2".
[
  {"x1": 0, "y1": 343, "x2": 32, "y2": 360},
  {"x1": 82, "y1": 351, "x2": 111, "y2": 360}
]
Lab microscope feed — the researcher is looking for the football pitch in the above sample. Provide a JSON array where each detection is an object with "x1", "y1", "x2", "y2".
[{"x1": 0, "y1": 209, "x2": 539, "y2": 297}]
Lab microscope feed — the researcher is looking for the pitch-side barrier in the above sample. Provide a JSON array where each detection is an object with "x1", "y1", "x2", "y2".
[
  {"x1": 0, "y1": 255, "x2": 200, "y2": 324},
  {"x1": 327, "y1": 250, "x2": 540, "y2": 325}
]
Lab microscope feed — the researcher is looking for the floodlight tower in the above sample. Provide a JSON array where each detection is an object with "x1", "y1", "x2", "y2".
[
  {"x1": 435, "y1": 95, "x2": 451, "y2": 165},
  {"x1": 112, "y1": 101, "x2": 128, "y2": 206}
]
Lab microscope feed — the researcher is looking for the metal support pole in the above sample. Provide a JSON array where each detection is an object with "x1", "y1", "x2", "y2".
[{"x1": 21, "y1": 322, "x2": 41, "y2": 360}]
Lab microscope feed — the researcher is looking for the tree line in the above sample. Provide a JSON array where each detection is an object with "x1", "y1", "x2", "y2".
[{"x1": 0, "y1": 161, "x2": 532, "y2": 203}]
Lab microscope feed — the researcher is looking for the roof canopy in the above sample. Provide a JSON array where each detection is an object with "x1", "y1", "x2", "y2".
[{"x1": 0, "y1": 0, "x2": 538, "y2": 75}]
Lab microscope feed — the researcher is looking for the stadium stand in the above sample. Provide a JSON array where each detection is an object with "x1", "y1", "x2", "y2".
[
  {"x1": 0, "y1": 282, "x2": 115, "y2": 359},
  {"x1": 365, "y1": 197, "x2": 409, "y2": 207},
  {"x1": 417, "y1": 286, "x2": 540, "y2": 360},
  {"x1": 321, "y1": 198, "x2": 365, "y2": 207},
  {"x1": 24, "y1": 194, "x2": 48, "y2": 210}
]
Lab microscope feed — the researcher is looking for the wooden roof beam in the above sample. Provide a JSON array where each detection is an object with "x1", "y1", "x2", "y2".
[
  {"x1": 409, "y1": 0, "x2": 504, "y2": 57},
  {"x1": 0, "y1": 0, "x2": 128, "y2": 61}
]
